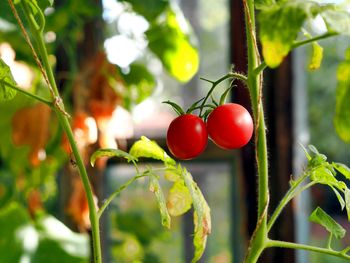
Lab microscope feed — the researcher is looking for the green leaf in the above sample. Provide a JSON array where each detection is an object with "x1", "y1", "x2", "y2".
[
  {"x1": 34, "y1": 215, "x2": 90, "y2": 261},
  {"x1": 90, "y1": 148, "x2": 137, "y2": 167},
  {"x1": 330, "y1": 186, "x2": 345, "y2": 210},
  {"x1": 119, "y1": 0, "x2": 169, "y2": 20},
  {"x1": 310, "y1": 166, "x2": 345, "y2": 190},
  {"x1": 308, "y1": 42, "x2": 323, "y2": 71},
  {"x1": 164, "y1": 164, "x2": 182, "y2": 182},
  {"x1": 167, "y1": 180, "x2": 192, "y2": 216},
  {"x1": 321, "y1": 9, "x2": 350, "y2": 35},
  {"x1": 334, "y1": 48, "x2": 350, "y2": 142},
  {"x1": 255, "y1": 0, "x2": 276, "y2": 10},
  {"x1": 0, "y1": 59, "x2": 17, "y2": 101},
  {"x1": 181, "y1": 168, "x2": 211, "y2": 263},
  {"x1": 149, "y1": 175, "x2": 171, "y2": 229},
  {"x1": 344, "y1": 188, "x2": 350, "y2": 221},
  {"x1": 0, "y1": 202, "x2": 31, "y2": 263},
  {"x1": 129, "y1": 136, "x2": 175, "y2": 165},
  {"x1": 146, "y1": 7, "x2": 199, "y2": 82},
  {"x1": 259, "y1": 1, "x2": 324, "y2": 68},
  {"x1": 309, "y1": 207, "x2": 346, "y2": 239},
  {"x1": 332, "y1": 162, "x2": 350, "y2": 180},
  {"x1": 37, "y1": 0, "x2": 54, "y2": 10},
  {"x1": 0, "y1": 203, "x2": 89, "y2": 262}
]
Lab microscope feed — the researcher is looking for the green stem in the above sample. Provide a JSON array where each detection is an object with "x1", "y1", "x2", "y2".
[
  {"x1": 57, "y1": 113, "x2": 102, "y2": 263},
  {"x1": 292, "y1": 32, "x2": 338, "y2": 49},
  {"x1": 253, "y1": 62, "x2": 267, "y2": 76},
  {"x1": 267, "y1": 173, "x2": 315, "y2": 232},
  {"x1": 243, "y1": 0, "x2": 269, "y2": 261},
  {"x1": 0, "y1": 80, "x2": 52, "y2": 105},
  {"x1": 199, "y1": 72, "x2": 247, "y2": 116},
  {"x1": 267, "y1": 240, "x2": 350, "y2": 260},
  {"x1": 327, "y1": 233, "x2": 333, "y2": 250},
  {"x1": 97, "y1": 173, "x2": 148, "y2": 218},
  {"x1": 17, "y1": 2, "x2": 103, "y2": 262}
]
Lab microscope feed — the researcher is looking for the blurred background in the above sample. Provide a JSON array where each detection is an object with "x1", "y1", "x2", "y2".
[{"x1": 0, "y1": 0, "x2": 349, "y2": 262}]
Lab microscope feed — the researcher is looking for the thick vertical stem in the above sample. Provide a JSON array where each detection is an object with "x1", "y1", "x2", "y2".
[
  {"x1": 243, "y1": 0, "x2": 269, "y2": 262},
  {"x1": 57, "y1": 114, "x2": 102, "y2": 263},
  {"x1": 37, "y1": 36, "x2": 103, "y2": 263},
  {"x1": 18, "y1": 2, "x2": 103, "y2": 262}
]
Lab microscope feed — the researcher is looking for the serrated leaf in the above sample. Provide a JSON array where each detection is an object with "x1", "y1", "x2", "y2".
[
  {"x1": 308, "y1": 42, "x2": 323, "y2": 71},
  {"x1": 146, "y1": 7, "x2": 199, "y2": 82},
  {"x1": 149, "y1": 175, "x2": 171, "y2": 229},
  {"x1": 310, "y1": 165, "x2": 347, "y2": 191},
  {"x1": 90, "y1": 148, "x2": 137, "y2": 167},
  {"x1": 309, "y1": 207, "x2": 346, "y2": 239},
  {"x1": 332, "y1": 162, "x2": 350, "y2": 180},
  {"x1": 129, "y1": 136, "x2": 175, "y2": 165},
  {"x1": 335, "y1": 48, "x2": 350, "y2": 142},
  {"x1": 167, "y1": 180, "x2": 192, "y2": 216},
  {"x1": 181, "y1": 168, "x2": 211, "y2": 263},
  {"x1": 0, "y1": 59, "x2": 17, "y2": 101}
]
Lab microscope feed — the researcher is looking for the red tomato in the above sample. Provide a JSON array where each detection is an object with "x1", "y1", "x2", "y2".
[
  {"x1": 166, "y1": 114, "x2": 208, "y2": 160},
  {"x1": 207, "y1": 103, "x2": 253, "y2": 149}
]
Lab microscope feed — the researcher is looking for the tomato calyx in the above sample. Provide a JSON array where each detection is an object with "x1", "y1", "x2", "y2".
[{"x1": 163, "y1": 98, "x2": 215, "y2": 117}]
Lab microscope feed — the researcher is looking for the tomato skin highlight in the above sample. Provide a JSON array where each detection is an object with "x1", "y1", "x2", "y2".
[
  {"x1": 166, "y1": 114, "x2": 208, "y2": 160},
  {"x1": 207, "y1": 103, "x2": 253, "y2": 149}
]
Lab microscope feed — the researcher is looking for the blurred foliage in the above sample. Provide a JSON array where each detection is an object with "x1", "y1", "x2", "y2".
[
  {"x1": 0, "y1": 0, "x2": 200, "y2": 262},
  {"x1": 0, "y1": 202, "x2": 89, "y2": 263},
  {"x1": 307, "y1": 36, "x2": 350, "y2": 163}
]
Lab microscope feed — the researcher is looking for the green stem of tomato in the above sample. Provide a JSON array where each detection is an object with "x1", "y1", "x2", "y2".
[
  {"x1": 266, "y1": 239, "x2": 350, "y2": 260},
  {"x1": 199, "y1": 72, "x2": 247, "y2": 117},
  {"x1": 0, "y1": 79, "x2": 52, "y2": 105},
  {"x1": 243, "y1": 0, "x2": 269, "y2": 262},
  {"x1": 13, "y1": 2, "x2": 103, "y2": 263}
]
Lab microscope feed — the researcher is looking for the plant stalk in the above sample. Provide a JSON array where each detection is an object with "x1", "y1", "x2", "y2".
[
  {"x1": 267, "y1": 239, "x2": 350, "y2": 260},
  {"x1": 243, "y1": 0, "x2": 269, "y2": 261},
  {"x1": 15, "y1": 2, "x2": 103, "y2": 262}
]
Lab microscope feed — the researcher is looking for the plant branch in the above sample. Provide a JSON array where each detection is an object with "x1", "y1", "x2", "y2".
[
  {"x1": 9, "y1": 1, "x2": 102, "y2": 262},
  {"x1": 243, "y1": 0, "x2": 269, "y2": 262},
  {"x1": 97, "y1": 173, "x2": 148, "y2": 218},
  {"x1": 0, "y1": 80, "x2": 52, "y2": 105},
  {"x1": 253, "y1": 62, "x2": 267, "y2": 76},
  {"x1": 267, "y1": 240, "x2": 350, "y2": 260},
  {"x1": 198, "y1": 72, "x2": 247, "y2": 116},
  {"x1": 8, "y1": 0, "x2": 54, "y2": 98},
  {"x1": 292, "y1": 32, "x2": 338, "y2": 49},
  {"x1": 267, "y1": 173, "x2": 315, "y2": 232},
  {"x1": 327, "y1": 233, "x2": 333, "y2": 250}
]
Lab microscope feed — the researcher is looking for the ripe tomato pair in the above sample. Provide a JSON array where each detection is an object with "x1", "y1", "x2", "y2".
[{"x1": 166, "y1": 103, "x2": 254, "y2": 160}]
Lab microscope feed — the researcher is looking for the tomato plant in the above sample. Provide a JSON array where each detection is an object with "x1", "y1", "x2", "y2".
[
  {"x1": 2, "y1": 0, "x2": 350, "y2": 263},
  {"x1": 207, "y1": 103, "x2": 253, "y2": 149},
  {"x1": 166, "y1": 114, "x2": 208, "y2": 160}
]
